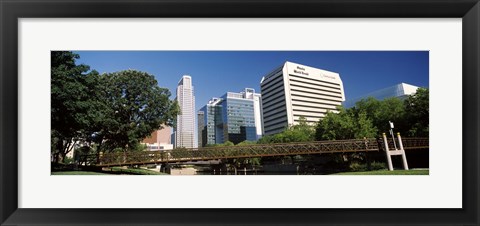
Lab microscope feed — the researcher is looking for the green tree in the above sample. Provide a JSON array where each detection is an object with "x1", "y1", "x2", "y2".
[
  {"x1": 315, "y1": 107, "x2": 377, "y2": 140},
  {"x1": 316, "y1": 89, "x2": 428, "y2": 141},
  {"x1": 98, "y1": 70, "x2": 180, "y2": 153},
  {"x1": 223, "y1": 141, "x2": 235, "y2": 146},
  {"x1": 404, "y1": 88, "x2": 429, "y2": 136},
  {"x1": 376, "y1": 97, "x2": 406, "y2": 133},
  {"x1": 51, "y1": 52, "x2": 180, "y2": 164},
  {"x1": 355, "y1": 111, "x2": 378, "y2": 138},
  {"x1": 234, "y1": 140, "x2": 261, "y2": 169},
  {"x1": 206, "y1": 141, "x2": 236, "y2": 147},
  {"x1": 258, "y1": 117, "x2": 315, "y2": 144},
  {"x1": 51, "y1": 51, "x2": 99, "y2": 163},
  {"x1": 352, "y1": 97, "x2": 406, "y2": 134},
  {"x1": 236, "y1": 140, "x2": 256, "y2": 146}
]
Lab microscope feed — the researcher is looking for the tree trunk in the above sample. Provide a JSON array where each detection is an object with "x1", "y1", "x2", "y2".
[
  {"x1": 96, "y1": 139, "x2": 104, "y2": 164},
  {"x1": 54, "y1": 140, "x2": 64, "y2": 164},
  {"x1": 52, "y1": 153, "x2": 59, "y2": 164},
  {"x1": 56, "y1": 151, "x2": 66, "y2": 164},
  {"x1": 123, "y1": 144, "x2": 128, "y2": 163}
]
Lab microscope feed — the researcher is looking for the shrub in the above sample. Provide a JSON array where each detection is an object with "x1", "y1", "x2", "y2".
[
  {"x1": 349, "y1": 162, "x2": 367, "y2": 172},
  {"x1": 64, "y1": 156, "x2": 74, "y2": 164},
  {"x1": 369, "y1": 161, "x2": 387, "y2": 171}
]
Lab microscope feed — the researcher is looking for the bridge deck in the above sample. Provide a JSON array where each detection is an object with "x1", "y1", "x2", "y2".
[{"x1": 80, "y1": 138, "x2": 428, "y2": 167}]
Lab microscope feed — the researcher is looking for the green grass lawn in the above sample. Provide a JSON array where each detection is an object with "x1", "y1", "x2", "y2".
[
  {"x1": 52, "y1": 167, "x2": 168, "y2": 175},
  {"x1": 107, "y1": 167, "x2": 168, "y2": 175},
  {"x1": 332, "y1": 169, "x2": 429, "y2": 175},
  {"x1": 51, "y1": 171, "x2": 109, "y2": 175}
]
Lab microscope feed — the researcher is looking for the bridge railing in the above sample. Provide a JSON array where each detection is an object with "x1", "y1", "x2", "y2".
[
  {"x1": 91, "y1": 137, "x2": 428, "y2": 166},
  {"x1": 379, "y1": 137, "x2": 430, "y2": 150}
]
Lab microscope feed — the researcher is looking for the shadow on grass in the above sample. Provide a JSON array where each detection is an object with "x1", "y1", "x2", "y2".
[
  {"x1": 331, "y1": 169, "x2": 429, "y2": 175},
  {"x1": 51, "y1": 163, "x2": 167, "y2": 175}
]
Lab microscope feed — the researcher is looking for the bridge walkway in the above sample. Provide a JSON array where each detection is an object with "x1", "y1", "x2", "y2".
[{"x1": 79, "y1": 137, "x2": 428, "y2": 167}]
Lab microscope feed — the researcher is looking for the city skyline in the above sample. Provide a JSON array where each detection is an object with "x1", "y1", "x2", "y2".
[
  {"x1": 51, "y1": 51, "x2": 430, "y2": 175},
  {"x1": 74, "y1": 51, "x2": 429, "y2": 113}
]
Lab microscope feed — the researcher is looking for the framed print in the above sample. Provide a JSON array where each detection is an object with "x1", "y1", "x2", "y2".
[{"x1": 1, "y1": 0, "x2": 479, "y2": 225}]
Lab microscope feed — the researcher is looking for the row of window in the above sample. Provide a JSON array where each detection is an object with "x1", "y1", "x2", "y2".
[
  {"x1": 288, "y1": 74, "x2": 341, "y2": 88},
  {"x1": 289, "y1": 79, "x2": 343, "y2": 95}
]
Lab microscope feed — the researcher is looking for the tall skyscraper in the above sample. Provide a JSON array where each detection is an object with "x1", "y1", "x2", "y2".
[
  {"x1": 260, "y1": 61, "x2": 345, "y2": 136},
  {"x1": 199, "y1": 88, "x2": 263, "y2": 146},
  {"x1": 174, "y1": 75, "x2": 196, "y2": 148}
]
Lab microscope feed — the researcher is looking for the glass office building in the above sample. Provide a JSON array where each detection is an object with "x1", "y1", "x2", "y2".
[
  {"x1": 343, "y1": 83, "x2": 420, "y2": 108},
  {"x1": 200, "y1": 98, "x2": 223, "y2": 146},
  {"x1": 197, "y1": 111, "x2": 205, "y2": 148},
  {"x1": 199, "y1": 88, "x2": 263, "y2": 146}
]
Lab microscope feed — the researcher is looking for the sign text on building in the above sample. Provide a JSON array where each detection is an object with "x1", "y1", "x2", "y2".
[{"x1": 293, "y1": 66, "x2": 309, "y2": 76}]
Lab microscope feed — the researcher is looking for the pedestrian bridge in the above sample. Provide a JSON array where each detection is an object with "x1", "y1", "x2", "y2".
[{"x1": 80, "y1": 137, "x2": 429, "y2": 167}]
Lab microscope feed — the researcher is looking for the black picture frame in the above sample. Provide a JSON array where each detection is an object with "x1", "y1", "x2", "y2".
[{"x1": 1, "y1": 0, "x2": 479, "y2": 225}]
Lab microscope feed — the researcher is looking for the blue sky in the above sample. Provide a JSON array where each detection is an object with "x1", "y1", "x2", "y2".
[{"x1": 74, "y1": 51, "x2": 429, "y2": 112}]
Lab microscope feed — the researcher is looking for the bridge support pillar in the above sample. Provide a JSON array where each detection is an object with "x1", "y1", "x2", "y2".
[
  {"x1": 382, "y1": 133, "x2": 409, "y2": 171},
  {"x1": 161, "y1": 164, "x2": 171, "y2": 174},
  {"x1": 382, "y1": 133, "x2": 394, "y2": 171},
  {"x1": 397, "y1": 133, "x2": 409, "y2": 170}
]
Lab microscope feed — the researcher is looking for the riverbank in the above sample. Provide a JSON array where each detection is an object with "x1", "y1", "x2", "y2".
[
  {"x1": 52, "y1": 167, "x2": 168, "y2": 175},
  {"x1": 332, "y1": 169, "x2": 429, "y2": 175}
]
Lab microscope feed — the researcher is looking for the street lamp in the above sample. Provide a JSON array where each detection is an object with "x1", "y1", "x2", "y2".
[{"x1": 389, "y1": 121, "x2": 398, "y2": 150}]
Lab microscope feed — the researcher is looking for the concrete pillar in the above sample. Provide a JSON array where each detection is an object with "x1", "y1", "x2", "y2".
[
  {"x1": 397, "y1": 133, "x2": 409, "y2": 170},
  {"x1": 383, "y1": 133, "x2": 394, "y2": 171}
]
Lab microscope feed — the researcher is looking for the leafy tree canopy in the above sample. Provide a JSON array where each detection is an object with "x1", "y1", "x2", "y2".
[
  {"x1": 98, "y1": 70, "x2": 179, "y2": 151},
  {"x1": 51, "y1": 51, "x2": 180, "y2": 163},
  {"x1": 315, "y1": 89, "x2": 429, "y2": 141},
  {"x1": 315, "y1": 107, "x2": 377, "y2": 140},
  {"x1": 258, "y1": 117, "x2": 315, "y2": 144},
  {"x1": 51, "y1": 51, "x2": 99, "y2": 163},
  {"x1": 404, "y1": 87, "x2": 429, "y2": 136}
]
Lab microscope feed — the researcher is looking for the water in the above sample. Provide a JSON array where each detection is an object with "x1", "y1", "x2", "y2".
[
  {"x1": 195, "y1": 170, "x2": 299, "y2": 175},
  {"x1": 164, "y1": 164, "x2": 328, "y2": 175}
]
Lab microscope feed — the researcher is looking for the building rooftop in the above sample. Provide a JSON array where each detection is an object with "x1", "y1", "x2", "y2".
[{"x1": 343, "y1": 83, "x2": 421, "y2": 108}]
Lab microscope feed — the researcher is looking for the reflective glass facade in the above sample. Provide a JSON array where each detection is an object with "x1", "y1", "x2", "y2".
[
  {"x1": 200, "y1": 98, "x2": 223, "y2": 146},
  {"x1": 199, "y1": 89, "x2": 262, "y2": 146},
  {"x1": 343, "y1": 83, "x2": 419, "y2": 108},
  {"x1": 220, "y1": 94, "x2": 257, "y2": 144}
]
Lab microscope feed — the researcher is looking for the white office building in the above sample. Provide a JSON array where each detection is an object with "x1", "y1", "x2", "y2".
[
  {"x1": 174, "y1": 75, "x2": 196, "y2": 148},
  {"x1": 260, "y1": 61, "x2": 345, "y2": 136},
  {"x1": 243, "y1": 88, "x2": 264, "y2": 139},
  {"x1": 343, "y1": 83, "x2": 420, "y2": 108}
]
